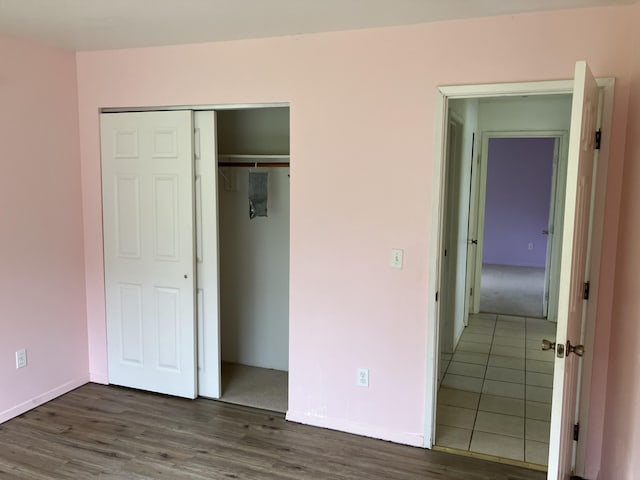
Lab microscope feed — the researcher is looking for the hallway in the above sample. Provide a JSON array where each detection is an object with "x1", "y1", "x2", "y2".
[{"x1": 436, "y1": 313, "x2": 556, "y2": 465}]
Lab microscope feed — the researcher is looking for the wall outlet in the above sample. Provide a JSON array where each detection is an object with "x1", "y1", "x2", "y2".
[
  {"x1": 15, "y1": 349, "x2": 27, "y2": 369},
  {"x1": 390, "y1": 248, "x2": 404, "y2": 269},
  {"x1": 528, "y1": 242, "x2": 534, "y2": 251},
  {"x1": 357, "y1": 368, "x2": 369, "y2": 387}
]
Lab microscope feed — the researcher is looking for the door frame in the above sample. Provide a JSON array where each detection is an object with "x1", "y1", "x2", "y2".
[
  {"x1": 472, "y1": 130, "x2": 569, "y2": 321},
  {"x1": 425, "y1": 78, "x2": 614, "y2": 477}
]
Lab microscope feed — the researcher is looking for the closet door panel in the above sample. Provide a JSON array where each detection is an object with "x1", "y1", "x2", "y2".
[
  {"x1": 194, "y1": 111, "x2": 222, "y2": 398},
  {"x1": 101, "y1": 110, "x2": 196, "y2": 399}
]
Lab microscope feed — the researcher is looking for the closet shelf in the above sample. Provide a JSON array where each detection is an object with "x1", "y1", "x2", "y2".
[{"x1": 218, "y1": 153, "x2": 290, "y2": 168}]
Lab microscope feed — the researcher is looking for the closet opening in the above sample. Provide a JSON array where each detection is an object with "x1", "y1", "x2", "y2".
[{"x1": 216, "y1": 107, "x2": 290, "y2": 413}]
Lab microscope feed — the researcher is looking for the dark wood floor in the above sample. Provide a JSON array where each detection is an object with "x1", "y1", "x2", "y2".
[{"x1": 0, "y1": 383, "x2": 545, "y2": 479}]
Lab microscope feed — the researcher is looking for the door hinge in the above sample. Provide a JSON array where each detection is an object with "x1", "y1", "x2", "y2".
[
  {"x1": 444, "y1": 249, "x2": 447, "y2": 257},
  {"x1": 573, "y1": 423, "x2": 580, "y2": 441},
  {"x1": 435, "y1": 291, "x2": 439, "y2": 302},
  {"x1": 595, "y1": 129, "x2": 602, "y2": 150},
  {"x1": 470, "y1": 287, "x2": 473, "y2": 297},
  {"x1": 583, "y1": 281, "x2": 590, "y2": 300}
]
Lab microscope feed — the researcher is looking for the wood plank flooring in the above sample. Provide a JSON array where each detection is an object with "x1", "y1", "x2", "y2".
[{"x1": 0, "y1": 383, "x2": 545, "y2": 479}]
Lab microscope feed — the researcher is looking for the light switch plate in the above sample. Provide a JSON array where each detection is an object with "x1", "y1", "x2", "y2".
[
  {"x1": 357, "y1": 368, "x2": 369, "y2": 387},
  {"x1": 16, "y1": 349, "x2": 27, "y2": 369},
  {"x1": 390, "y1": 248, "x2": 403, "y2": 269}
]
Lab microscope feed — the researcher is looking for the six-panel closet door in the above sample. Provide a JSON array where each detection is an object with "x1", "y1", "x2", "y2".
[{"x1": 101, "y1": 110, "x2": 197, "y2": 399}]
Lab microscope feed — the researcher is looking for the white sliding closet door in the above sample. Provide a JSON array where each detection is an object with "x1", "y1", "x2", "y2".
[
  {"x1": 194, "y1": 111, "x2": 221, "y2": 398},
  {"x1": 101, "y1": 111, "x2": 197, "y2": 399}
]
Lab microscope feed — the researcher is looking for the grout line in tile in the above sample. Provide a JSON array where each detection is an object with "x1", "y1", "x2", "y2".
[
  {"x1": 441, "y1": 313, "x2": 557, "y2": 458},
  {"x1": 443, "y1": 372, "x2": 483, "y2": 381},
  {"x1": 486, "y1": 364, "x2": 525, "y2": 373},
  {"x1": 477, "y1": 406, "x2": 526, "y2": 420},
  {"x1": 470, "y1": 317, "x2": 495, "y2": 454}
]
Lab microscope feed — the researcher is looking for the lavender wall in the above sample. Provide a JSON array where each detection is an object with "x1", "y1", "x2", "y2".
[{"x1": 482, "y1": 137, "x2": 555, "y2": 268}]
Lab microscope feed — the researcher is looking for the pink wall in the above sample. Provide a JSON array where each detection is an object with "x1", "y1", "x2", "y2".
[
  {"x1": 0, "y1": 34, "x2": 88, "y2": 422},
  {"x1": 599, "y1": 3, "x2": 640, "y2": 478},
  {"x1": 75, "y1": 5, "x2": 633, "y2": 475}
]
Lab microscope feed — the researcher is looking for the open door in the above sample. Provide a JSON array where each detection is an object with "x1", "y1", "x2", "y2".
[
  {"x1": 547, "y1": 61, "x2": 599, "y2": 479},
  {"x1": 464, "y1": 136, "x2": 480, "y2": 317},
  {"x1": 542, "y1": 139, "x2": 560, "y2": 317},
  {"x1": 101, "y1": 110, "x2": 197, "y2": 399},
  {"x1": 440, "y1": 116, "x2": 464, "y2": 356}
]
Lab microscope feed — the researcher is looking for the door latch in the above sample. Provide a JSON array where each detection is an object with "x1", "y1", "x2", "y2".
[
  {"x1": 543, "y1": 340, "x2": 584, "y2": 358},
  {"x1": 567, "y1": 341, "x2": 585, "y2": 357},
  {"x1": 541, "y1": 339, "x2": 555, "y2": 351},
  {"x1": 542, "y1": 339, "x2": 565, "y2": 358}
]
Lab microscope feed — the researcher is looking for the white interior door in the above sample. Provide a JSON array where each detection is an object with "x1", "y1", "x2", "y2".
[
  {"x1": 465, "y1": 141, "x2": 481, "y2": 315},
  {"x1": 547, "y1": 61, "x2": 599, "y2": 479},
  {"x1": 440, "y1": 118, "x2": 459, "y2": 355},
  {"x1": 472, "y1": 134, "x2": 492, "y2": 314},
  {"x1": 543, "y1": 139, "x2": 561, "y2": 317},
  {"x1": 101, "y1": 110, "x2": 197, "y2": 399},
  {"x1": 194, "y1": 111, "x2": 221, "y2": 398}
]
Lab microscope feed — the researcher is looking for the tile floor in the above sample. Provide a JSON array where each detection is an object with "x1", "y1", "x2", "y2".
[{"x1": 436, "y1": 313, "x2": 556, "y2": 465}]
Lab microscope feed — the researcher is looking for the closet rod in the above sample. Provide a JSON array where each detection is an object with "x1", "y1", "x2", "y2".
[{"x1": 218, "y1": 162, "x2": 290, "y2": 168}]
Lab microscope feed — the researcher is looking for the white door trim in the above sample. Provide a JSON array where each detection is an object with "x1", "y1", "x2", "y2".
[
  {"x1": 425, "y1": 78, "x2": 614, "y2": 478},
  {"x1": 100, "y1": 103, "x2": 289, "y2": 113}
]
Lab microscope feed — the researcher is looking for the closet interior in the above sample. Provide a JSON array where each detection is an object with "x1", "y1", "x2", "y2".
[{"x1": 216, "y1": 107, "x2": 290, "y2": 413}]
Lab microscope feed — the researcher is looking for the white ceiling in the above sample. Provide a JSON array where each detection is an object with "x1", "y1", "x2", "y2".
[{"x1": 0, "y1": 0, "x2": 634, "y2": 51}]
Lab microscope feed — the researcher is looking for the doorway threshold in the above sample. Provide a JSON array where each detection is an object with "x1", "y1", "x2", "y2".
[{"x1": 432, "y1": 444, "x2": 548, "y2": 473}]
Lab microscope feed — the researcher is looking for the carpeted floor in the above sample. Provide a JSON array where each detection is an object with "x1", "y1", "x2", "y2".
[
  {"x1": 480, "y1": 264, "x2": 546, "y2": 318},
  {"x1": 219, "y1": 362, "x2": 288, "y2": 413}
]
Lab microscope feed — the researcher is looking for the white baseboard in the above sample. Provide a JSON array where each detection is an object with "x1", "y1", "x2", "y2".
[
  {"x1": 89, "y1": 372, "x2": 109, "y2": 384},
  {"x1": 286, "y1": 410, "x2": 424, "y2": 447},
  {"x1": 0, "y1": 376, "x2": 89, "y2": 424}
]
